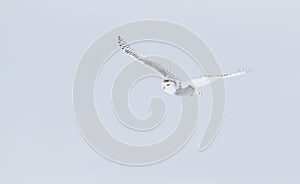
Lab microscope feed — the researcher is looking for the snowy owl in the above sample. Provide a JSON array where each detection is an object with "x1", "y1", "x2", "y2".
[{"x1": 118, "y1": 36, "x2": 248, "y2": 96}]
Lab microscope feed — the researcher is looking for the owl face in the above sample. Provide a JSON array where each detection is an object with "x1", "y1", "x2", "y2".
[{"x1": 162, "y1": 79, "x2": 177, "y2": 94}]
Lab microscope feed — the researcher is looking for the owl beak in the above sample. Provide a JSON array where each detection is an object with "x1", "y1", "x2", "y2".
[{"x1": 163, "y1": 86, "x2": 165, "y2": 90}]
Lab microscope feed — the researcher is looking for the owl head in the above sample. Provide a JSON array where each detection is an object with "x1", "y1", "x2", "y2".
[{"x1": 162, "y1": 79, "x2": 178, "y2": 95}]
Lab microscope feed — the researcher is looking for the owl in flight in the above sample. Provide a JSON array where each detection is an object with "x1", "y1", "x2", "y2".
[{"x1": 118, "y1": 36, "x2": 247, "y2": 96}]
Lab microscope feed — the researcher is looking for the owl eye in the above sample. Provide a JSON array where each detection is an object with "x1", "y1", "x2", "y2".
[{"x1": 166, "y1": 83, "x2": 171, "y2": 86}]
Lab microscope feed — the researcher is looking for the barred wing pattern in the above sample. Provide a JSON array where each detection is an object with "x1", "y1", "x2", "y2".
[{"x1": 118, "y1": 36, "x2": 180, "y2": 81}]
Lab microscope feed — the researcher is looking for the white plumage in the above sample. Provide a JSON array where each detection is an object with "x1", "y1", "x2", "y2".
[
  {"x1": 118, "y1": 36, "x2": 248, "y2": 96},
  {"x1": 182, "y1": 70, "x2": 247, "y2": 88}
]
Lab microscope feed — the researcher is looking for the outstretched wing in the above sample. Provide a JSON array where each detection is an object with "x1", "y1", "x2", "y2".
[
  {"x1": 182, "y1": 69, "x2": 248, "y2": 88},
  {"x1": 118, "y1": 36, "x2": 180, "y2": 81},
  {"x1": 182, "y1": 77, "x2": 216, "y2": 88}
]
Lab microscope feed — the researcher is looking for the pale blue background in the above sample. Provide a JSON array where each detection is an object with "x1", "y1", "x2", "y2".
[{"x1": 1, "y1": 0, "x2": 299, "y2": 183}]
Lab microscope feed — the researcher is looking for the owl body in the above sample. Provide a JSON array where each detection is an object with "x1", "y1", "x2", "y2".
[
  {"x1": 174, "y1": 85, "x2": 196, "y2": 96},
  {"x1": 162, "y1": 79, "x2": 196, "y2": 96}
]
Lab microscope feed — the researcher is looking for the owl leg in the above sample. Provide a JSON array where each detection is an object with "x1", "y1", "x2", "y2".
[{"x1": 196, "y1": 91, "x2": 203, "y2": 96}]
